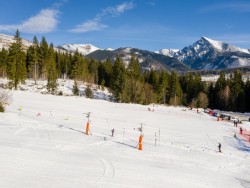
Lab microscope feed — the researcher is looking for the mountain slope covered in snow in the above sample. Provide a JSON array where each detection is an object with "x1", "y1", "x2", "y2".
[
  {"x1": 58, "y1": 44, "x2": 101, "y2": 56},
  {"x1": 0, "y1": 33, "x2": 67, "y2": 53},
  {"x1": 0, "y1": 33, "x2": 33, "y2": 50},
  {"x1": 157, "y1": 37, "x2": 250, "y2": 70},
  {"x1": 87, "y1": 47, "x2": 189, "y2": 72}
]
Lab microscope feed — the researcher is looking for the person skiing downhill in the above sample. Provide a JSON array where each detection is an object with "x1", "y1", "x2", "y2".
[
  {"x1": 111, "y1": 129, "x2": 114, "y2": 137},
  {"x1": 218, "y1": 143, "x2": 221, "y2": 153}
]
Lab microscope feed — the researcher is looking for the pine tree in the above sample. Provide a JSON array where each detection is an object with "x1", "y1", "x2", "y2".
[
  {"x1": 214, "y1": 72, "x2": 227, "y2": 109},
  {"x1": 26, "y1": 36, "x2": 39, "y2": 84},
  {"x1": 98, "y1": 59, "x2": 113, "y2": 87},
  {"x1": 111, "y1": 56, "x2": 126, "y2": 101},
  {"x1": 168, "y1": 71, "x2": 183, "y2": 106},
  {"x1": 7, "y1": 30, "x2": 26, "y2": 89},
  {"x1": 38, "y1": 36, "x2": 49, "y2": 79},
  {"x1": 126, "y1": 55, "x2": 141, "y2": 102},
  {"x1": 46, "y1": 47, "x2": 57, "y2": 93},
  {"x1": 73, "y1": 80, "x2": 79, "y2": 96},
  {"x1": 158, "y1": 71, "x2": 169, "y2": 104},
  {"x1": 229, "y1": 70, "x2": 244, "y2": 112},
  {"x1": 207, "y1": 83, "x2": 215, "y2": 109},
  {"x1": 32, "y1": 36, "x2": 39, "y2": 84},
  {"x1": 127, "y1": 55, "x2": 141, "y2": 79},
  {"x1": 0, "y1": 48, "x2": 8, "y2": 78},
  {"x1": 245, "y1": 80, "x2": 250, "y2": 112},
  {"x1": 71, "y1": 51, "x2": 88, "y2": 81}
]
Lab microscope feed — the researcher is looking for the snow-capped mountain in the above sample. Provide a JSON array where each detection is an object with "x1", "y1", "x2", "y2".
[
  {"x1": 0, "y1": 33, "x2": 33, "y2": 50},
  {"x1": 0, "y1": 33, "x2": 67, "y2": 53},
  {"x1": 1, "y1": 33, "x2": 250, "y2": 71},
  {"x1": 58, "y1": 44, "x2": 101, "y2": 56},
  {"x1": 87, "y1": 47, "x2": 189, "y2": 72},
  {"x1": 106, "y1": 48, "x2": 114, "y2": 51},
  {"x1": 174, "y1": 37, "x2": 250, "y2": 70},
  {"x1": 155, "y1": 49, "x2": 179, "y2": 57}
]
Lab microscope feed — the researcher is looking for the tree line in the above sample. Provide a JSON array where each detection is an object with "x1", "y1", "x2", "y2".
[{"x1": 0, "y1": 30, "x2": 249, "y2": 112}]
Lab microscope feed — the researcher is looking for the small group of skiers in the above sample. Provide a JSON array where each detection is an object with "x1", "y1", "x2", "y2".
[{"x1": 233, "y1": 120, "x2": 239, "y2": 127}]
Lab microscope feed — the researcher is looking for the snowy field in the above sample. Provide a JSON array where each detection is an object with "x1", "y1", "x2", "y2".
[{"x1": 0, "y1": 90, "x2": 250, "y2": 188}]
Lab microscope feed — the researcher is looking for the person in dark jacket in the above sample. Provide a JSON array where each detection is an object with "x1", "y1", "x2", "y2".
[{"x1": 218, "y1": 143, "x2": 221, "y2": 153}]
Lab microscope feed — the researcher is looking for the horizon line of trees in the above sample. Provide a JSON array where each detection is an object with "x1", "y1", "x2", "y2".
[{"x1": 0, "y1": 30, "x2": 250, "y2": 112}]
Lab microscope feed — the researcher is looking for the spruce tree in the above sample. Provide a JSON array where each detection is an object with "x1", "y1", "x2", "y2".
[
  {"x1": 98, "y1": 59, "x2": 113, "y2": 87},
  {"x1": 26, "y1": 37, "x2": 39, "y2": 84},
  {"x1": 7, "y1": 30, "x2": 26, "y2": 89},
  {"x1": 39, "y1": 36, "x2": 49, "y2": 79},
  {"x1": 245, "y1": 80, "x2": 250, "y2": 112},
  {"x1": 46, "y1": 47, "x2": 57, "y2": 93},
  {"x1": 158, "y1": 71, "x2": 169, "y2": 104},
  {"x1": 73, "y1": 80, "x2": 79, "y2": 96},
  {"x1": 0, "y1": 48, "x2": 8, "y2": 78},
  {"x1": 71, "y1": 51, "x2": 88, "y2": 81},
  {"x1": 214, "y1": 72, "x2": 227, "y2": 109},
  {"x1": 111, "y1": 56, "x2": 125, "y2": 101},
  {"x1": 229, "y1": 70, "x2": 244, "y2": 111},
  {"x1": 127, "y1": 55, "x2": 141, "y2": 79},
  {"x1": 168, "y1": 71, "x2": 183, "y2": 106}
]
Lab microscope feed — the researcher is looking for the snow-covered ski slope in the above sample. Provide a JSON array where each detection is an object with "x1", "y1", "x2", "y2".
[{"x1": 0, "y1": 91, "x2": 249, "y2": 188}]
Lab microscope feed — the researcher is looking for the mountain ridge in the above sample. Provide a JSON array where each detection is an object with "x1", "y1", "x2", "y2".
[{"x1": 1, "y1": 33, "x2": 250, "y2": 71}]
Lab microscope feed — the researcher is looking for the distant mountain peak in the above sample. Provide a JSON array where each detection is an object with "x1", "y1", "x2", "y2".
[
  {"x1": 176, "y1": 36, "x2": 250, "y2": 70},
  {"x1": 155, "y1": 49, "x2": 179, "y2": 57},
  {"x1": 199, "y1": 36, "x2": 250, "y2": 54},
  {"x1": 59, "y1": 43, "x2": 100, "y2": 55},
  {"x1": 200, "y1": 37, "x2": 224, "y2": 51}
]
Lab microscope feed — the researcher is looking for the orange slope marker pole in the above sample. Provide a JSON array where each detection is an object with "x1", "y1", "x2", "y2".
[
  {"x1": 138, "y1": 135, "x2": 143, "y2": 150},
  {"x1": 86, "y1": 122, "x2": 90, "y2": 135}
]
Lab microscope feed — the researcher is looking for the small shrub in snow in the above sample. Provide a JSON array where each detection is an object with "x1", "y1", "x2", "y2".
[{"x1": 0, "y1": 89, "x2": 11, "y2": 112}]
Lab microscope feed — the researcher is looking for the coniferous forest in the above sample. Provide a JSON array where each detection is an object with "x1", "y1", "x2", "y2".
[{"x1": 0, "y1": 31, "x2": 250, "y2": 112}]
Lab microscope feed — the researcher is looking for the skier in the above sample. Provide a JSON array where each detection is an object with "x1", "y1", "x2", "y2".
[
  {"x1": 218, "y1": 143, "x2": 221, "y2": 153},
  {"x1": 233, "y1": 120, "x2": 236, "y2": 127},
  {"x1": 111, "y1": 129, "x2": 114, "y2": 137},
  {"x1": 235, "y1": 120, "x2": 238, "y2": 127}
]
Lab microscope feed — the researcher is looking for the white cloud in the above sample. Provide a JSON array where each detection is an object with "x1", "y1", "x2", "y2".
[
  {"x1": 70, "y1": 20, "x2": 107, "y2": 33},
  {"x1": 103, "y1": 2, "x2": 135, "y2": 16},
  {"x1": 0, "y1": 8, "x2": 59, "y2": 34},
  {"x1": 70, "y1": 1, "x2": 135, "y2": 33}
]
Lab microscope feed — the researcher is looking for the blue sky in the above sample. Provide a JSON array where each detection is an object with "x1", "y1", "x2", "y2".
[{"x1": 0, "y1": 0, "x2": 250, "y2": 51}]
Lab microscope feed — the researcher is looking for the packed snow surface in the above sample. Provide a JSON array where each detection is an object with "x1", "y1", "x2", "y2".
[{"x1": 0, "y1": 89, "x2": 249, "y2": 187}]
